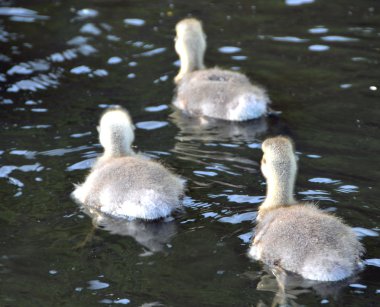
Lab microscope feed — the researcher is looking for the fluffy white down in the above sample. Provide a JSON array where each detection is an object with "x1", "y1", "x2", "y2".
[
  {"x1": 71, "y1": 184, "x2": 87, "y2": 204},
  {"x1": 248, "y1": 244, "x2": 261, "y2": 260},
  {"x1": 301, "y1": 256, "x2": 353, "y2": 282},
  {"x1": 228, "y1": 94, "x2": 268, "y2": 121},
  {"x1": 98, "y1": 187, "x2": 178, "y2": 220}
]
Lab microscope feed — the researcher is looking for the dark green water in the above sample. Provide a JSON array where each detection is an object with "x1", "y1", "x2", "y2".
[{"x1": 1, "y1": 0, "x2": 380, "y2": 306}]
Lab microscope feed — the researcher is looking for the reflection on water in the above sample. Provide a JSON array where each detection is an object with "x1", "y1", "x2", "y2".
[
  {"x1": 171, "y1": 110, "x2": 269, "y2": 143},
  {"x1": 82, "y1": 207, "x2": 178, "y2": 255},
  {"x1": 1, "y1": 0, "x2": 379, "y2": 305},
  {"x1": 253, "y1": 267, "x2": 359, "y2": 306}
]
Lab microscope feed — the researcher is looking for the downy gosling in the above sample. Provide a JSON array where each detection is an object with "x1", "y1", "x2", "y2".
[
  {"x1": 173, "y1": 18, "x2": 271, "y2": 121},
  {"x1": 249, "y1": 136, "x2": 363, "y2": 281},
  {"x1": 72, "y1": 107, "x2": 185, "y2": 220}
]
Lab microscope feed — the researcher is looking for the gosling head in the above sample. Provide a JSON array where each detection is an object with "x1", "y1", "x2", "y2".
[
  {"x1": 98, "y1": 106, "x2": 135, "y2": 157},
  {"x1": 260, "y1": 136, "x2": 297, "y2": 208},
  {"x1": 261, "y1": 136, "x2": 297, "y2": 181},
  {"x1": 174, "y1": 18, "x2": 206, "y2": 83}
]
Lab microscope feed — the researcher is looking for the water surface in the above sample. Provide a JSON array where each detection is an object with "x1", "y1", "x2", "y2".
[{"x1": 1, "y1": 0, "x2": 380, "y2": 306}]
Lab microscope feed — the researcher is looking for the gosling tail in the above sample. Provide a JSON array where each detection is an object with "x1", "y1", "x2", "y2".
[
  {"x1": 228, "y1": 94, "x2": 269, "y2": 121},
  {"x1": 301, "y1": 256, "x2": 355, "y2": 281}
]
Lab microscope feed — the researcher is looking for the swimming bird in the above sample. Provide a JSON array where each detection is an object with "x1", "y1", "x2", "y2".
[
  {"x1": 173, "y1": 18, "x2": 271, "y2": 121},
  {"x1": 249, "y1": 136, "x2": 363, "y2": 281},
  {"x1": 72, "y1": 106, "x2": 185, "y2": 220}
]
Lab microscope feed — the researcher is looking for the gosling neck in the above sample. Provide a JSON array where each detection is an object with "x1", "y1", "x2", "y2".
[
  {"x1": 261, "y1": 173, "x2": 296, "y2": 210},
  {"x1": 103, "y1": 147, "x2": 133, "y2": 158},
  {"x1": 176, "y1": 45, "x2": 205, "y2": 82},
  {"x1": 180, "y1": 51, "x2": 204, "y2": 73}
]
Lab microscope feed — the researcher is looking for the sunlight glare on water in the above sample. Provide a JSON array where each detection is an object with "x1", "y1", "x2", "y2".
[{"x1": 0, "y1": 0, "x2": 379, "y2": 306}]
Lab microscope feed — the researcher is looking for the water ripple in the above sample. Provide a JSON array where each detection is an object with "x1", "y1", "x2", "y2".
[
  {"x1": 194, "y1": 170, "x2": 218, "y2": 177},
  {"x1": 66, "y1": 158, "x2": 96, "y2": 171},
  {"x1": 321, "y1": 35, "x2": 359, "y2": 42},
  {"x1": 67, "y1": 36, "x2": 89, "y2": 46},
  {"x1": 0, "y1": 7, "x2": 49, "y2": 22},
  {"x1": 218, "y1": 46, "x2": 241, "y2": 54},
  {"x1": 87, "y1": 279, "x2": 109, "y2": 290},
  {"x1": 308, "y1": 44, "x2": 330, "y2": 51},
  {"x1": 309, "y1": 177, "x2": 340, "y2": 184},
  {"x1": 336, "y1": 185, "x2": 358, "y2": 193},
  {"x1": 70, "y1": 132, "x2": 92, "y2": 138},
  {"x1": 210, "y1": 193, "x2": 263, "y2": 204},
  {"x1": 21, "y1": 124, "x2": 51, "y2": 129},
  {"x1": 7, "y1": 71, "x2": 62, "y2": 92},
  {"x1": 70, "y1": 65, "x2": 91, "y2": 74},
  {"x1": 238, "y1": 232, "x2": 253, "y2": 243},
  {"x1": 219, "y1": 212, "x2": 257, "y2": 224},
  {"x1": 352, "y1": 227, "x2": 379, "y2": 238},
  {"x1": 0, "y1": 163, "x2": 44, "y2": 191},
  {"x1": 272, "y1": 36, "x2": 309, "y2": 43},
  {"x1": 231, "y1": 55, "x2": 247, "y2": 61},
  {"x1": 107, "y1": 56, "x2": 122, "y2": 64},
  {"x1": 138, "y1": 47, "x2": 166, "y2": 57},
  {"x1": 308, "y1": 26, "x2": 328, "y2": 34},
  {"x1": 99, "y1": 298, "x2": 130, "y2": 304},
  {"x1": 136, "y1": 121, "x2": 168, "y2": 130},
  {"x1": 24, "y1": 100, "x2": 39, "y2": 105},
  {"x1": 285, "y1": 0, "x2": 314, "y2": 5},
  {"x1": 298, "y1": 189, "x2": 336, "y2": 202},
  {"x1": 124, "y1": 18, "x2": 145, "y2": 26},
  {"x1": 364, "y1": 259, "x2": 380, "y2": 268},
  {"x1": 76, "y1": 8, "x2": 98, "y2": 19},
  {"x1": 9, "y1": 150, "x2": 37, "y2": 159},
  {"x1": 40, "y1": 145, "x2": 92, "y2": 156},
  {"x1": 145, "y1": 104, "x2": 168, "y2": 112},
  {"x1": 80, "y1": 23, "x2": 102, "y2": 36},
  {"x1": 31, "y1": 108, "x2": 48, "y2": 113}
]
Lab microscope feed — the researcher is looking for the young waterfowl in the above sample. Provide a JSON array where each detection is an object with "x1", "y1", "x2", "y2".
[
  {"x1": 72, "y1": 107, "x2": 185, "y2": 220},
  {"x1": 173, "y1": 18, "x2": 271, "y2": 121},
  {"x1": 249, "y1": 136, "x2": 363, "y2": 281}
]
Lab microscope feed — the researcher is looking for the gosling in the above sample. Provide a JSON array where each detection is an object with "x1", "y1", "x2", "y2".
[
  {"x1": 173, "y1": 18, "x2": 271, "y2": 121},
  {"x1": 249, "y1": 136, "x2": 364, "y2": 281},
  {"x1": 72, "y1": 107, "x2": 185, "y2": 220}
]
